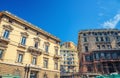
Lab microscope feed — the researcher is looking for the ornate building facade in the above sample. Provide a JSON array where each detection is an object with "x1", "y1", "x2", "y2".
[
  {"x1": 0, "y1": 11, "x2": 61, "y2": 78},
  {"x1": 78, "y1": 29, "x2": 120, "y2": 75},
  {"x1": 60, "y1": 42, "x2": 79, "y2": 78}
]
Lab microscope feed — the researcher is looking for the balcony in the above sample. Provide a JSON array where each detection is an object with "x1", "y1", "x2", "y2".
[
  {"x1": 28, "y1": 46, "x2": 43, "y2": 55},
  {"x1": 0, "y1": 37, "x2": 10, "y2": 44},
  {"x1": 18, "y1": 43, "x2": 26, "y2": 49},
  {"x1": 54, "y1": 54, "x2": 61, "y2": 59}
]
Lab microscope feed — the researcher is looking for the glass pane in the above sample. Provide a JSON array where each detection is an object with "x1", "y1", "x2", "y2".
[
  {"x1": 0, "y1": 50, "x2": 3, "y2": 59},
  {"x1": 3, "y1": 30, "x2": 10, "y2": 39}
]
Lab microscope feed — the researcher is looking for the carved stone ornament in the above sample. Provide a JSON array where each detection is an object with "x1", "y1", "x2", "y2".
[
  {"x1": 54, "y1": 46, "x2": 59, "y2": 49},
  {"x1": 44, "y1": 42, "x2": 50, "y2": 46},
  {"x1": 3, "y1": 25, "x2": 14, "y2": 31},
  {"x1": 34, "y1": 37, "x2": 40, "y2": 42},
  {"x1": 21, "y1": 32, "x2": 29, "y2": 37}
]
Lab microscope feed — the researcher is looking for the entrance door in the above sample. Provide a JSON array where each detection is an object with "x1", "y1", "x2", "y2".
[{"x1": 30, "y1": 71, "x2": 37, "y2": 78}]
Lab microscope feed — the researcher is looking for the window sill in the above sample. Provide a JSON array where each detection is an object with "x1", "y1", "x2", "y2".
[{"x1": 18, "y1": 43, "x2": 26, "y2": 49}]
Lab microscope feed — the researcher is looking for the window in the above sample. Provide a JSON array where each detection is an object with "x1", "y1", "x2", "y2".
[
  {"x1": 55, "y1": 49, "x2": 58, "y2": 55},
  {"x1": 105, "y1": 37, "x2": 110, "y2": 42},
  {"x1": 100, "y1": 53, "x2": 105, "y2": 59},
  {"x1": 21, "y1": 37, "x2": 26, "y2": 45},
  {"x1": 34, "y1": 42, "x2": 39, "y2": 48},
  {"x1": 32, "y1": 56, "x2": 37, "y2": 65},
  {"x1": 96, "y1": 37, "x2": 99, "y2": 42},
  {"x1": 102, "y1": 45, "x2": 105, "y2": 49},
  {"x1": 95, "y1": 53, "x2": 100, "y2": 60},
  {"x1": 44, "y1": 58, "x2": 48, "y2": 68},
  {"x1": 85, "y1": 55, "x2": 90, "y2": 62},
  {"x1": 3, "y1": 30, "x2": 10, "y2": 39},
  {"x1": 9, "y1": 19, "x2": 13, "y2": 23},
  {"x1": 106, "y1": 53, "x2": 111, "y2": 60},
  {"x1": 107, "y1": 45, "x2": 112, "y2": 49},
  {"x1": 94, "y1": 33, "x2": 97, "y2": 35},
  {"x1": 0, "y1": 49, "x2": 3, "y2": 59},
  {"x1": 85, "y1": 46, "x2": 88, "y2": 52},
  {"x1": 83, "y1": 33, "x2": 86, "y2": 36},
  {"x1": 83, "y1": 37, "x2": 87, "y2": 42},
  {"x1": 54, "y1": 62, "x2": 58, "y2": 70},
  {"x1": 45, "y1": 45, "x2": 49, "y2": 53},
  {"x1": 100, "y1": 37, "x2": 104, "y2": 41},
  {"x1": 17, "y1": 54, "x2": 23, "y2": 63},
  {"x1": 97, "y1": 45, "x2": 100, "y2": 49},
  {"x1": 112, "y1": 53, "x2": 117, "y2": 59}
]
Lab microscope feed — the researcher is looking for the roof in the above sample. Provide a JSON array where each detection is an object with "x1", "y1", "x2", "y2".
[
  {"x1": 0, "y1": 11, "x2": 60, "y2": 42},
  {"x1": 79, "y1": 29, "x2": 120, "y2": 34}
]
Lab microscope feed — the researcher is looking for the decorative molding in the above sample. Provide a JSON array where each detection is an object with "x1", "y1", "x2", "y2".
[
  {"x1": 3, "y1": 25, "x2": 14, "y2": 31},
  {"x1": 34, "y1": 37, "x2": 40, "y2": 42},
  {"x1": 21, "y1": 32, "x2": 29, "y2": 37},
  {"x1": 28, "y1": 46, "x2": 43, "y2": 55},
  {"x1": 54, "y1": 46, "x2": 59, "y2": 49},
  {"x1": 44, "y1": 42, "x2": 50, "y2": 46}
]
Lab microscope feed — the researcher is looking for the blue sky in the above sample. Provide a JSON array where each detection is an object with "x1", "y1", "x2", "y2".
[{"x1": 0, "y1": 0, "x2": 120, "y2": 44}]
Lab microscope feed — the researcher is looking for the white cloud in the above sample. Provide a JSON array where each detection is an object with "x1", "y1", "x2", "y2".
[{"x1": 102, "y1": 13, "x2": 120, "y2": 28}]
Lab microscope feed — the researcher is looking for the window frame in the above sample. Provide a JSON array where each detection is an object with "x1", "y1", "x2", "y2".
[
  {"x1": 32, "y1": 56, "x2": 37, "y2": 65},
  {"x1": 17, "y1": 53, "x2": 23, "y2": 63},
  {"x1": 20, "y1": 36, "x2": 27, "y2": 46},
  {"x1": 0, "y1": 49, "x2": 4, "y2": 59},
  {"x1": 3, "y1": 30, "x2": 10, "y2": 39},
  {"x1": 43, "y1": 58, "x2": 48, "y2": 68}
]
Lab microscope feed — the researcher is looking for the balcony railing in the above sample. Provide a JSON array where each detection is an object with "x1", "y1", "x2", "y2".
[
  {"x1": 28, "y1": 46, "x2": 43, "y2": 54},
  {"x1": 18, "y1": 43, "x2": 26, "y2": 49},
  {"x1": 0, "y1": 37, "x2": 10, "y2": 44}
]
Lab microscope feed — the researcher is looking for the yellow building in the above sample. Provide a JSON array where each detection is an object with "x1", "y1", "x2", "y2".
[
  {"x1": 0, "y1": 11, "x2": 61, "y2": 78},
  {"x1": 60, "y1": 42, "x2": 79, "y2": 78}
]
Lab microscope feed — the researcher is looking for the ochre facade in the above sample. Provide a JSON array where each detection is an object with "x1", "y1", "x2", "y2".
[{"x1": 0, "y1": 11, "x2": 61, "y2": 78}]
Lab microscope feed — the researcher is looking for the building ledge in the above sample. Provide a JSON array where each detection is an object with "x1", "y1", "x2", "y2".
[
  {"x1": 18, "y1": 43, "x2": 26, "y2": 49},
  {"x1": 54, "y1": 54, "x2": 61, "y2": 59},
  {"x1": 28, "y1": 46, "x2": 43, "y2": 55},
  {"x1": 0, "y1": 37, "x2": 10, "y2": 44}
]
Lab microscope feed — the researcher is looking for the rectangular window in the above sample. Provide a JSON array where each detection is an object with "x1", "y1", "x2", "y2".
[
  {"x1": 100, "y1": 37, "x2": 104, "y2": 41},
  {"x1": 55, "y1": 49, "x2": 58, "y2": 55},
  {"x1": 96, "y1": 37, "x2": 99, "y2": 42},
  {"x1": 85, "y1": 46, "x2": 88, "y2": 52},
  {"x1": 34, "y1": 42, "x2": 38, "y2": 48},
  {"x1": 17, "y1": 54, "x2": 23, "y2": 63},
  {"x1": 83, "y1": 37, "x2": 87, "y2": 42},
  {"x1": 32, "y1": 57, "x2": 37, "y2": 65},
  {"x1": 105, "y1": 37, "x2": 110, "y2": 42},
  {"x1": 45, "y1": 45, "x2": 49, "y2": 53},
  {"x1": 21, "y1": 37, "x2": 26, "y2": 45},
  {"x1": 102, "y1": 45, "x2": 105, "y2": 49},
  {"x1": 54, "y1": 62, "x2": 58, "y2": 70},
  {"x1": 97, "y1": 45, "x2": 100, "y2": 49},
  {"x1": 44, "y1": 58, "x2": 48, "y2": 68},
  {"x1": 101, "y1": 53, "x2": 105, "y2": 59},
  {"x1": 3, "y1": 30, "x2": 10, "y2": 39},
  {"x1": 95, "y1": 53, "x2": 100, "y2": 60},
  {"x1": 107, "y1": 45, "x2": 112, "y2": 49},
  {"x1": 0, "y1": 49, "x2": 3, "y2": 59},
  {"x1": 106, "y1": 53, "x2": 111, "y2": 60}
]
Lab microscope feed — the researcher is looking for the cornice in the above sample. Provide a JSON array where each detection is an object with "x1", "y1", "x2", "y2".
[{"x1": 0, "y1": 11, "x2": 60, "y2": 42}]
